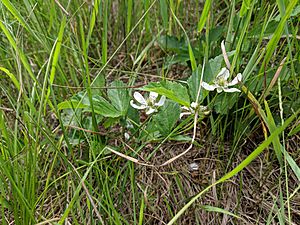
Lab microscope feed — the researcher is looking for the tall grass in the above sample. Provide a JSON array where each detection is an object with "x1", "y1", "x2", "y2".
[{"x1": 0, "y1": 0, "x2": 299, "y2": 224}]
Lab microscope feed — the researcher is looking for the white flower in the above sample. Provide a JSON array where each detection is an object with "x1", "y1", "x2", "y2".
[
  {"x1": 188, "y1": 162, "x2": 199, "y2": 171},
  {"x1": 125, "y1": 120, "x2": 134, "y2": 129},
  {"x1": 180, "y1": 102, "x2": 210, "y2": 118},
  {"x1": 201, "y1": 67, "x2": 242, "y2": 93},
  {"x1": 124, "y1": 132, "x2": 130, "y2": 140},
  {"x1": 130, "y1": 91, "x2": 166, "y2": 115}
]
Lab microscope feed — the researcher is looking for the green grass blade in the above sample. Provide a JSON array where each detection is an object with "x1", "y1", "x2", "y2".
[
  {"x1": 201, "y1": 205, "x2": 241, "y2": 219},
  {"x1": 126, "y1": 0, "x2": 133, "y2": 35},
  {"x1": 102, "y1": 0, "x2": 108, "y2": 64},
  {"x1": 58, "y1": 154, "x2": 103, "y2": 224},
  {"x1": 160, "y1": 0, "x2": 168, "y2": 30},
  {"x1": 167, "y1": 108, "x2": 300, "y2": 225},
  {"x1": 87, "y1": 0, "x2": 100, "y2": 45},
  {"x1": 0, "y1": 20, "x2": 37, "y2": 83},
  {"x1": 261, "y1": 0, "x2": 298, "y2": 73},
  {"x1": 264, "y1": 100, "x2": 283, "y2": 165},
  {"x1": 197, "y1": 0, "x2": 212, "y2": 33},
  {"x1": 1, "y1": 0, "x2": 29, "y2": 30},
  {"x1": 0, "y1": 67, "x2": 20, "y2": 91},
  {"x1": 188, "y1": 43, "x2": 197, "y2": 71},
  {"x1": 45, "y1": 16, "x2": 67, "y2": 109},
  {"x1": 138, "y1": 194, "x2": 145, "y2": 225}
]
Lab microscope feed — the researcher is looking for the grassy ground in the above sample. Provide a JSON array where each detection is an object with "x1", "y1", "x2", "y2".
[{"x1": 0, "y1": 0, "x2": 300, "y2": 224}]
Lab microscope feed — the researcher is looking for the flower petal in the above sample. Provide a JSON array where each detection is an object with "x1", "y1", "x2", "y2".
[
  {"x1": 199, "y1": 106, "x2": 210, "y2": 115},
  {"x1": 124, "y1": 132, "x2": 130, "y2": 140},
  {"x1": 133, "y1": 92, "x2": 147, "y2": 105},
  {"x1": 189, "y1": 162, "x2": 199, "y2": 171},
  {"x1": 190, "y1": 102, "x2": 198, "y2": 109},
  {"x1": 149, "y1": 92, "x2": 158, "y2": 102},
  {"x1": 236, "y1": 73, "x2": 242, "y2": 81},
  {"x1": 223, "y1": 87, "x2": 241, "y2": 93},
  {"x1": 216, "y1": 67, "x2": 230, "y2": 80},
  {"x1": 181, "y1": 106, "x2": 190, "y2": 111},
  {"x1": 216, "y1": 87, "x2": 223, "y2": 93},
  {"x1": 228, "y1": 73, "x2": 242, "y2": 86},
  {"x1": 180, "y1": 112, "x2": 192, "y2": 119},
  {"x1": 199, "y1": 105, "x2": 208, "y2": 111},
  {"x1": 202, "y1": 82, "x2": 217, "y2": 91},
  {"x1": 145, "y1": 107, "x2": 156, "y2": 115},
  {"x1": 130, "y1": 100, "x2": 147, "y2": 109},
  {"x1": 155, "y1": 95, "x2": 166, "y2": 107},
  {"x1": 126, "y1": 121, "x2": 134, "y2": 129}
]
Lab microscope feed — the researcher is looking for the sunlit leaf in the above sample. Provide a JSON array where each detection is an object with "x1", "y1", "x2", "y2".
[
  {"x1": 141, "y1": 81, "x2": 190, "y2": 106},
  {"x1": 152, "y1": 100, "x2": 180, "y2": 136},
  {"x1": 108, "y1": 81, "x2": 130, "y2": 116}
]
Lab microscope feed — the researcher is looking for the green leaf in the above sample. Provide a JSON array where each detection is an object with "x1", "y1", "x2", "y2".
[
  {"x1": 163, "y1": 54, "x2": 190, "y2": 68},
  {"x1": 169, "y1": 135, "x2": 193, "y2": 142},
  {"x1": 156, "y1": 35, "x2": 188, "y2": 54},
  {"x1": 103, "y1": 117, "x2": 119, "y2": 129},
  {"x1": 91, "y1": 96, "x2": 122, "y2": 118},
  {"x1": 281, "y1": 146, "x2": 300, "y2": 182},
  {"x1": 214, "y1": 93, "x2": 239, "y2": 114},
  {"x1": 152, "y1": 100, "x2": 180, "y2": 136},
  {"x1": 264, "y1": 101, "x2": 300, "y2": 181},
  {"x1": 91, "y1": 74, "x2": 105, "y2": 95},
  {"x1": 204, "y1": 51, "x2": 235, "y2": 83},
  {"x1": 209, "y1": 26, "x2": 224, "y2": 43},
  {"x1": 58, "y1": 92, "x2": 121, "y2": 118},
  {"x1": 141, "y1": 81, "x2": 190, "y2": 106},
  {"x1": 107, "y1": 81, "x2": 130, "y2": 116},
  {"x1": 187, "y1": 64, "x2": 207, "y2": 102},
  {"x1": 57, "y1": 100, "x2": 87, "y2": 110}
]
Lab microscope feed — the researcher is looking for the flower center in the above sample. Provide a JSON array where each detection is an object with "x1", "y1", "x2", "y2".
[
  {"x1": 217, "y1": 78, "x2": 227, "y2": 87},
  {"x1": 146, "y1": 98, "x2": 154, "y2": 107}
]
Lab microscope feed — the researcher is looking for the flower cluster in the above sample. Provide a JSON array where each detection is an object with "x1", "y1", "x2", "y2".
[
  {"x1": 130, "y1": 68, "x2": 242, "y2": 119},
  {"x1": 180, "y1": 102, "x2": 210, "y2": 119}
]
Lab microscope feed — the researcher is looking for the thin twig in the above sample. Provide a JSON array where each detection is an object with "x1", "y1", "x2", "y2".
[
  {"x1": 54, "y1": 0, "x2": 69, "y2": 16},
  {"x1": 160, "y1": 61, "x2": 206, "y2": 166},
  {"x1": 65, "y1": 124, "x2": 107, "y2": 135},
  {"x1": 263, "y1": 57, "x2": 287, "y2": 98},
  {"x1": 0, "y1": 106, "x2": 14, "y2": 112},
  {"x1": 51, "y1": 83, "x2": 146, "y2": 90},
  {"x1": 221, "y1": 40, "x2": 231, "y2": 70},
  {"x1": 105, "y1": 146, "x2": 155, "y2": 167},
  {"x1": 68, "y1": 162, "x2": 105, "y2": 224}
]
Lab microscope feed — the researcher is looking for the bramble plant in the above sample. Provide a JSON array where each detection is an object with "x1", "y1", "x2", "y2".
[
  {"x1": 59, "y1": 43, "x2": 244, "y2": 143},
  {"x1": 1, "y1": 1, "x2": 300, "y2": 224}
]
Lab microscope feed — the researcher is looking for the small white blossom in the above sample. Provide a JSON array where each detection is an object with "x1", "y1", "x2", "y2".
[
  {"x1": 201, "y1": 67, "x2": 242, "y2": 93},
  {"x1": 180, "y1": 102, "x2": 210, "y2": 118},
  {"x1": 125, "y1": 121, "x2": 134, "y2": 129},
  {"x1": 130, "y1": 91, "x2": 166, "y2": 115},
  {"x1": 189, "y1": 162, "x2": 199, "y2": 171},
  {"x1": 124, "y1": 132, "x2": 130, "y2": 140}
]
